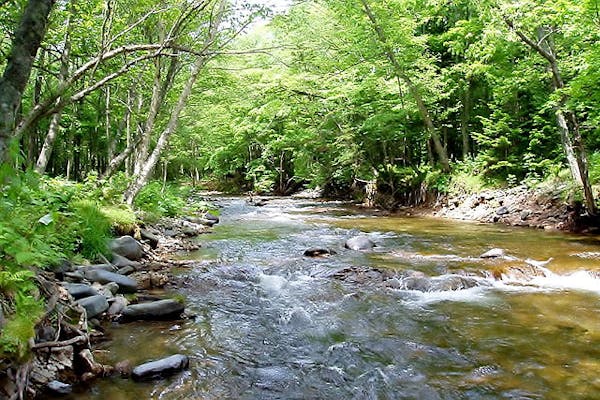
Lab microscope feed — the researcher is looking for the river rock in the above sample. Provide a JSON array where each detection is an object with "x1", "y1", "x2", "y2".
[
  {"x1": 480, "y1": 248, "x2": 505, "y2": 258},
  {"x1": 111, "y1": 253, "x2": 140, "y2": 268},
  {"x1": 131, "y1": 354, "x2": 189, "y2": 381},
  {"x1": 46, "y1": 380, "x2": 72, "y2": 395},
  {"x1": 109, "y1": 236, "x2": 144, "y2": 260},
  {"x1": 82, "y1": 269, "x2": 138, "y2": 293},
  {"x1": 344, "y1": 236, "x2": 375, "y2": 251},
  {"x1": 496, "y1": 206, "x2": 509, "y2": 216},
  {"x1": 117, "y1": 266, "x2": 136, "y2": 275},
  {"x1": 140, "y1": 229, "x2": 160, "y2": 249},
  {"x1": 76, "y1": 264, "x2": 116, "y2": 273},
  {"x1": 121, "y1": 299, "x2": 184, "y2": 321},
  {"x1": 77, "y1": 295, "x2": 109, "y2": 318},
  {"x1": 30, "y1": 346, "x2": 74, "y2": 386},
  {"x1": 204, "y1": 212, "x2": 219, "y2": 224},
  {"x1": 303, "y1": 247, "x2": 336, "y2": 257},
  {"x1": 402, "y1": 276, "x2": 432, "y2": 292},
  {"x1": 63, "y1": 283, "x2": 99, "y2": 300},
  {"x1": 429, "y1": 275, "x2": 480, "y2": 291},
  {"x1": 108, "y1": 295, "x2": 129, "y2": 316}
]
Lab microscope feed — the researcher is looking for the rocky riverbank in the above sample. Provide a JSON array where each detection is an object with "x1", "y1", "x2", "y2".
[
  {"x1": 0, "y1": 212, "x2": 218, "y2": 399},
  {"x1": 412, "y1": 184, "x2": 599, "y2": 233}
]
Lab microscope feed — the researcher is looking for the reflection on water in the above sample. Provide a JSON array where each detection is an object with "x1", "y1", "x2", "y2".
[{"x1": 75, "y1": 198, "x2": 600, "y2": 399}]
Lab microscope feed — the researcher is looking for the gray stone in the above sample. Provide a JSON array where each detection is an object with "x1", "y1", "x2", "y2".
[
  {"x1": 344, "y1": 236, "x2": 375, "y2": 251},
  {"x1": 480, "y1": 248, "x2": 505, "y2": 258},
  {"x1": 131, "y1": 354, "x2": 189, "y2": 381},
  {"x1": 430, "y1": 275, "x2": 480, "y2": 291},
  {"x1": 108, "y1": 296, "x2": 129, "y2": 316},
  {"x1": 520, "y1": 210, "x2": 531, "y2": 221},
  {"x1": 121, "y1": 299, "x2": 184, "y2": 321},
  {"x1": 82, "y1": 269, "x2": 138, "y2": 293},
  {"x1": 117, "y1": 266, "x2": 136, "y2": 275},
  {"x1": 104, "y1": 282, "x2": 119, "y2": 295},
  {"x1": 62, "y1": 283, "x2": 99, "y2": 300},
  {"x1": 111, "y1": 253, "x2": 140, "y2": 268},
  {"x1": 109, "y1": 236, "x2": 143, "y2": 260},
  {"x1": 77, "y1": 295, "x2": 109, "y2": 318},
  {"x1": 205, "y1": 212, "x2": 219, "y2": 221},
  {"x1": 46, "y1": 380, "x2": 72, "y2": 395},
  {"x1": 496, "y1": 206, "x2": 509, "y2": 216},
  {"x1": 140, "y1": 229, "x2": 159, "y2": 249},
  {"x1": 76, "y1": 264, "x2": 116, "y2": 273},
  {"x1": 402, "y1": 276, "x2": 432, "y2": 292}
]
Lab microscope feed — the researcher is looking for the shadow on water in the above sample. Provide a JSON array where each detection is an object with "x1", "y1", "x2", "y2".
[{"x1": 74, "y1": 197, "x2": 600, "y2": 400}]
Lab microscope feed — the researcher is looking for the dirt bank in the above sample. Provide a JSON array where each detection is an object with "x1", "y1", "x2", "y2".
[{"x1": 416, "y1": 184, "x2": 598, "y2": 233}]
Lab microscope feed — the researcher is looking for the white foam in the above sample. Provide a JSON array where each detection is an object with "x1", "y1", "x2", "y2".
[
  {"x1": 259, "y1": 273, "x2": 288, "y2": 294},
  {"x1": 528, "y1": 271, "x2": 600, "y2": 294},
  {"x1": 401, "y1": 285, "x2": 492, "y2": 305}
]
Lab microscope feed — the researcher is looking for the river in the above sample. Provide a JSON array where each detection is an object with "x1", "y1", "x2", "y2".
[{"x1": 73, "y1": 197, "x2": 600, "y2": 399}]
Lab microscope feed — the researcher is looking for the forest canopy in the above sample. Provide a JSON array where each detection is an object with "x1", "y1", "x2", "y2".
[{"x1": 1, "y1": 0, "x2": 599, "y2": 207}]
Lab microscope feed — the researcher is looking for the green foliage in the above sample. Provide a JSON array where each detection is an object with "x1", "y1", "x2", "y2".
[
  {"x1": 134, "y1": 182, "x2": 190, "y2": 217},
  {"x1": 70, "y1": 200, "x2": 111, "y2": 259},
  {"x1": 100, "y1": 205, "x2": 138, "y2": 235}
]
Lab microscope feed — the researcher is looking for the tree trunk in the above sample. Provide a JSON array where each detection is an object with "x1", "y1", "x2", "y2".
[
  {"x1": 124, "y1": 55, "x2": 208, "y2": 204},
  {"x1": 505, "y1": 20, "x2": 596, "y2": 214},
  {"x1": 133, "y1": 56, "x2": 179, "y2": 174},
  {"x1": 461, "y1": 80, "x2": 472, "y2": 160},
  {"x1": 0, "y1": 0, "x2": 55, "y2": 164},
  {"x1": 360, "y1": 0, "x2": 450, "y2": 172},
  {"x1": 35, "y1": 26, "x2": 71, "y2": 174}
]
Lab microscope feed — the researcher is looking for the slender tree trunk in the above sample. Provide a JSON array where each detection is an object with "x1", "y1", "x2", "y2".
[
  {"x1": 360, "y1": 0, "x2": 450, "y2": 172},
  {"x1": 0, "y1": 0, "x2": 55, "y2": 164},
  {"x1": 134, "y1": 56, "x2": 179, "y2": 174},
  {"x1": 124, "y1": 55, "x2": 208, "y2": 204},
  {"x1": 34, "y1": 9, "x2": 71, "y2": 173},
  {"x1": 461, "y1": 80, "x2": 472, "y2": 160},
  {"x1": 505, "y1": 19, "x2": 596, "y2": 214},
  {"x1": 124, "y1": 0, "x2": 225, "y2": 204}
]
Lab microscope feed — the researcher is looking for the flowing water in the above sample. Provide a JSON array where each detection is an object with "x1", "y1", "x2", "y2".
[{"x1": 74, "y1": 198, "x2": 600, "y2": 399}]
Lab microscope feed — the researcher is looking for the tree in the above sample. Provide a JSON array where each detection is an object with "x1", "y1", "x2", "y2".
[{"x1": 0, "y1": 0, "x2": 55, "y2": 165}]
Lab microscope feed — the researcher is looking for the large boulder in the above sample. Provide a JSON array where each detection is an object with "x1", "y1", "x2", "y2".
[
  {"x1": 131, "y1": 354, "x2": 189, "y2": 381},
  {"x1": 82, "y1": 269, "x2": 138, "y2": 293},
  {"x1": 109, "y1": 236, "x2": 144, "y2": 260},
  {"x1": 63, "y1": 283, "x2": 99, "y2": 300},
  {"x1": 77, "y1": 295, "x2": 109, "y2": 318},
  {"x1": 344, "y1": 236, "x2": 375, "y2": 251},
  {"x1": 120, "y1": 299, "x2": 184, "y2": 321}
]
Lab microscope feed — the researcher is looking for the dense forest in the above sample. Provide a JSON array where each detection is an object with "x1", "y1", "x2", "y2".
[{"x1": 1, "y1": 0, "x2": 600, "y2": 394}]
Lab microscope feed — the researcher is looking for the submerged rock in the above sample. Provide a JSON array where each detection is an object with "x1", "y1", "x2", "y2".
[
  {"x1": 303, "y1": 247, "x2": 337, "y2": 257},
  {"x1": 131, "y1": 354, "x2": 189, "y2": 381},
  {"x1": 77, "y1": 295, "x2": 109, "y2": 318},
  {"x1": 82, "y1": 269, "x2": 138, "y2": 293},
  {"x1": 110, "y1": 236, "x2": 144, "y2": 260},
  {"x1": 344, "y1": 236, "x2": 374, "y2": 251},
  {"x1": 121, "y1": 299, "x2": 184, "y2": 321}
]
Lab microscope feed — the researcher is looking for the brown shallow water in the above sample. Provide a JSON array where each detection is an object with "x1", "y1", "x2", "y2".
[{"x1": 70, "y1": 198, "x2": 600, "y2": 399}]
